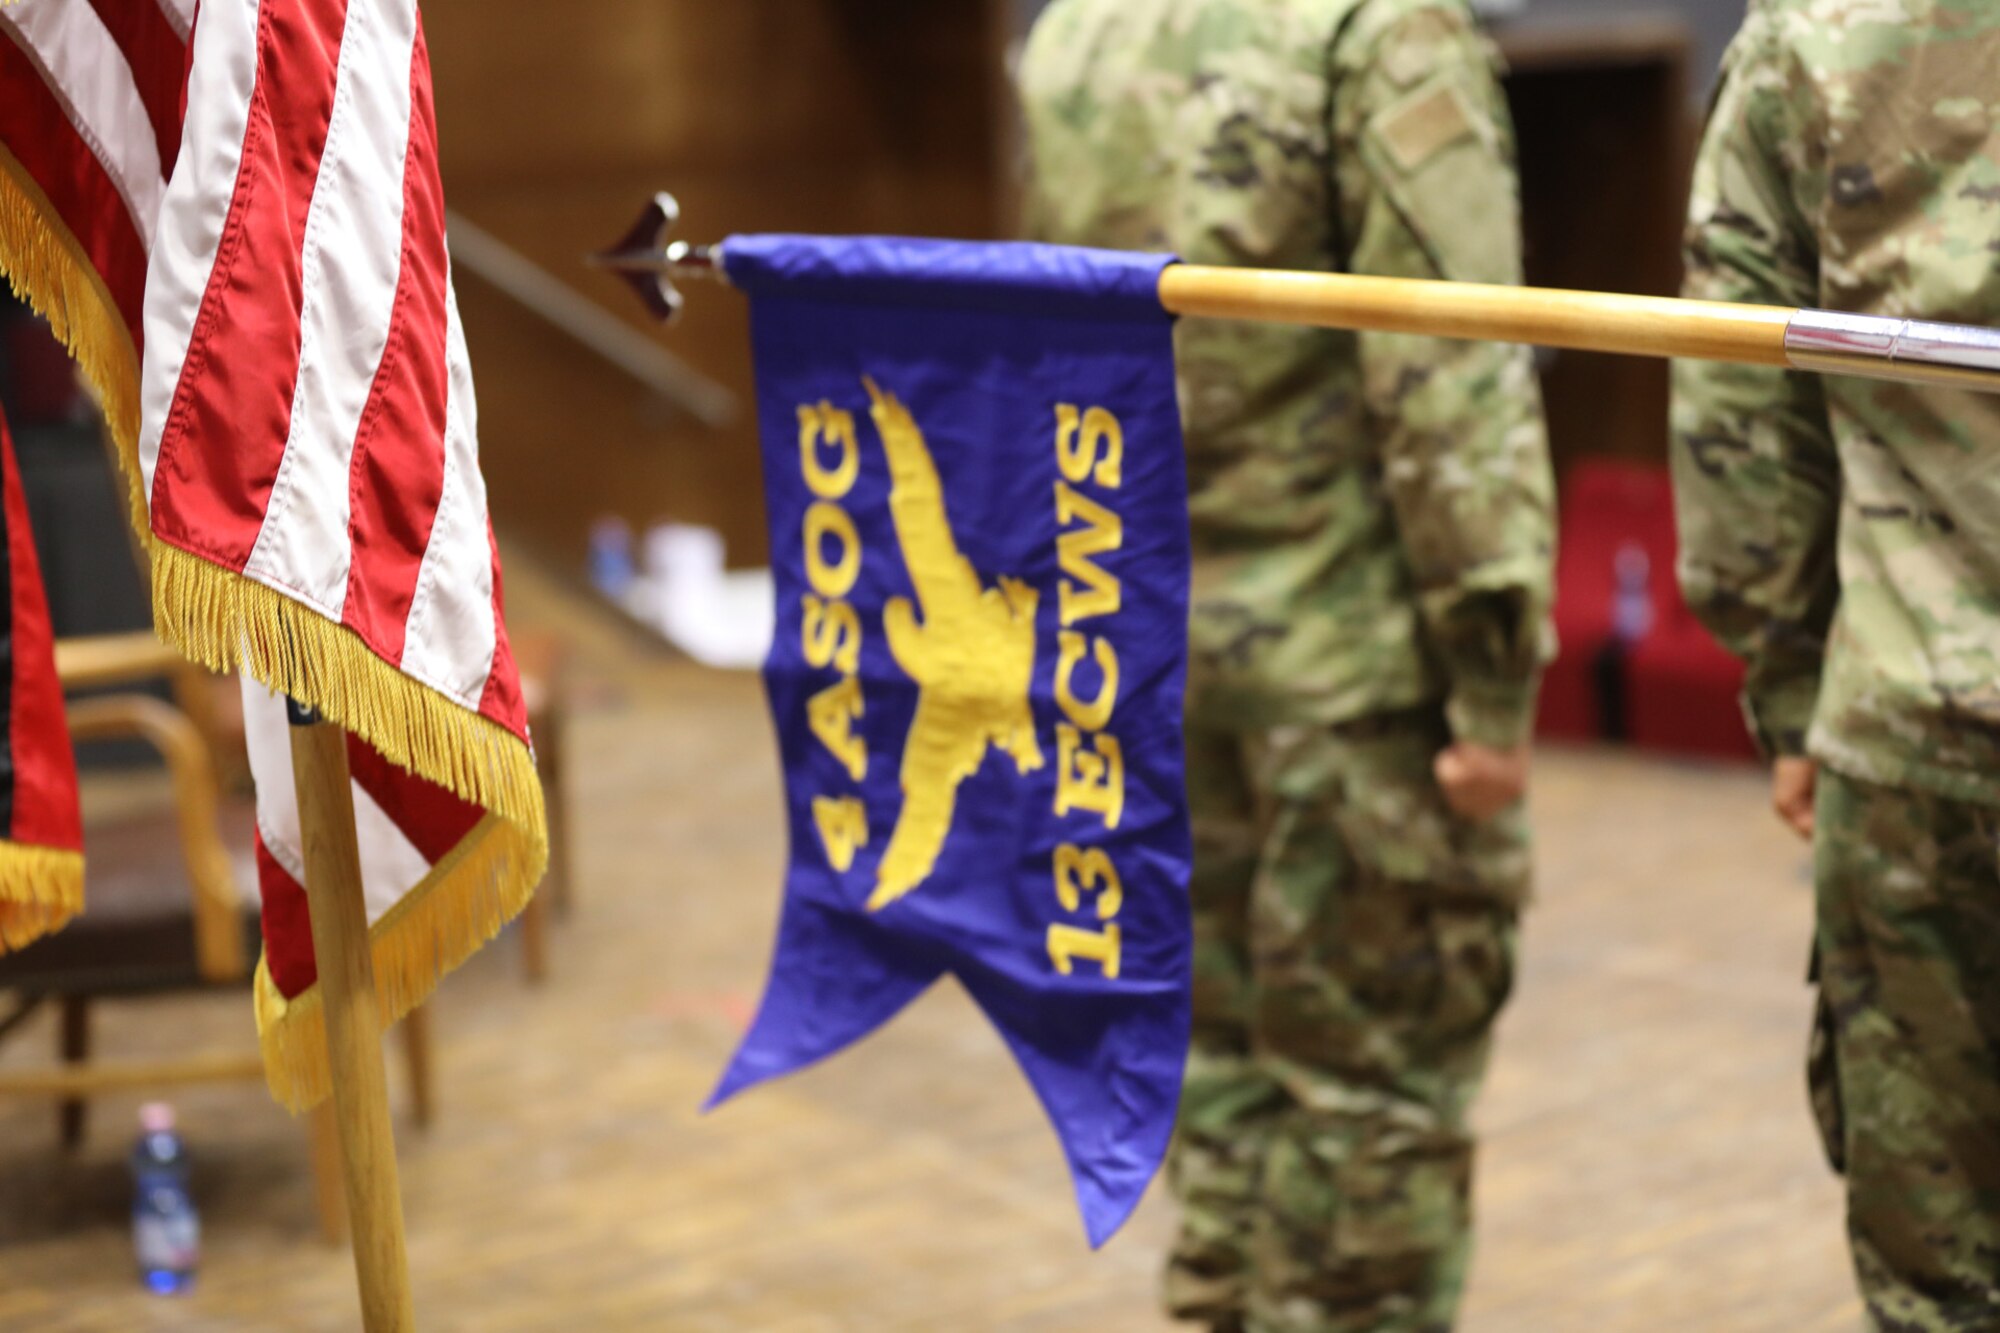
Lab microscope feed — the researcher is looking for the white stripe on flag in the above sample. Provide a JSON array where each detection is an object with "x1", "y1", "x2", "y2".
[
  {"x1": 397, "y1": 274, "x2": 497, "y2": 709},
  {"x1": 0, "y1": 0, "x2": 165, "y2": 248},
  {"x1": 244, "y1": 0, "x2": 420, "y2": 617},
  {"x1": 242, "y1": 680, "x2": 435, "y2": 925},
  {"x1": 138, "y1": 0, "x2": 260, "y2": 504},
  {"x1": 348, "y1": 777, "x2": 434, "y2": 921},
  {"x1": 156, "y1": 0, "x2": 197, "y2": 41}
]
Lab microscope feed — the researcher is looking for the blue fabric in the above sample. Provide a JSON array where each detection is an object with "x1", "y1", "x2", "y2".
[
  {"x1": 722, "y1": 233, "x2": 1173, "y2": 322},
  {"x1": 711, "y1": 235, "x2": 1193, "y2": 1247}
]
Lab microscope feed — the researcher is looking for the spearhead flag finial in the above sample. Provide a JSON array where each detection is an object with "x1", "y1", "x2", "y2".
[{"x1": 589, "y1": 192, "x2": 723, "y2": 324}]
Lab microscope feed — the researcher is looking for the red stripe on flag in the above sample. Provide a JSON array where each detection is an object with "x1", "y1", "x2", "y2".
[
  {"x1": 85, "y1": 0, "x2": 189, "y2": 177},
  {"x1": 346, "y1": 734, "x2": 483, "y2": 864},
  {"x1": 0, "y1": 413, "x2": 81, "y2": 854},
  {"x1": 254, "y1": 830, "x2": 316, "y2": 998},
  {"x1": 476, "y1": 517, "x2": 528, "y2": 736},
  {"x1": 341, "y1": 25, "x2": 447, "y2": 664},
  {"x1": 0, "y1": 34, "x2": 152, "y2": 342},
  {"x1": 148, "y1": 0, "x2": 347, "y2": 571}
]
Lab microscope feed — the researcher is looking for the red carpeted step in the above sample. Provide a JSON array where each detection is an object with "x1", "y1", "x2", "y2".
[
  {"x1": 1538, "y1": 458, "x2": 1756, "y2": 761},
  {"x1": 1626, "y1": 623, "x2": 1756, "y2": 759}
]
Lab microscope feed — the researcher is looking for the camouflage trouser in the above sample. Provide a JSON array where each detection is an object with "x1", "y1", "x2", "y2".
[
  {"x1": 1167, "y1": 706, "x2": 1527, "y2": 1333},
  {"x1": 1811, "y1": 768, "x2": 2000, "y2": 1332}
]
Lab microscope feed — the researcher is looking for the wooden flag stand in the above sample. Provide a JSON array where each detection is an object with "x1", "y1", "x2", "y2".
[{"x1": 286, "y1": 699, "x2": 416, "y2": 1333}]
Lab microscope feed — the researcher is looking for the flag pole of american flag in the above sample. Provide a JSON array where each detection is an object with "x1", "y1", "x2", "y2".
[{"x1": 0, "y1": 0, "x2": 547, "y2": 1111}]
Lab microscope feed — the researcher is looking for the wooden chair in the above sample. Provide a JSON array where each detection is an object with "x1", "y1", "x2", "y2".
[{"x1": 0, "y1": 631, "x2": 432, "y2": 1243}]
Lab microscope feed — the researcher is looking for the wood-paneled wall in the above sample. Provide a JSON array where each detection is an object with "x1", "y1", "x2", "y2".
[
  {"x1": 1499, "y1": 17, "x2": 1695, "y2": 476},
  {"x1": 430, "y1": 5, "x2": 1691, "y2": 576},
  {"x1": 425, "y1": 0, "x2": 1012, "y2": 569}
]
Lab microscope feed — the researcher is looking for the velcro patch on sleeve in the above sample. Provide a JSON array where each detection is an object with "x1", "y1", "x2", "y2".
[{"x1": 1376, "y1": 83, "x2": 1480, "y2": 174}]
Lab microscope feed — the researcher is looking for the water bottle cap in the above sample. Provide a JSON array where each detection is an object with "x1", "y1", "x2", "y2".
[
  {"x1": 139, "y1": 1102, "x2": 176, "y2": 1133},
  {"x1": 1614, "y1": 542, "x2": 1651, "y2": 582}
]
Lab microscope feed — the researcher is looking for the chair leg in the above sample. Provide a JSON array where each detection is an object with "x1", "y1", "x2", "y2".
[
  {"x1": 539, "y1": 730, "x2": 572, "y2": 919},
  {"x1": 306, "y1": 1103, "x2": 348, "y2": 1246},
  {"x1": 400, "y1": 1004, "x2": 435, "y2": 1130},
  {"x1": 57, "y1": 997, "x2": 89, "y2": 1152},
  {"x1": 519, "y1": 891, "x2": 549, "y2": 985}
]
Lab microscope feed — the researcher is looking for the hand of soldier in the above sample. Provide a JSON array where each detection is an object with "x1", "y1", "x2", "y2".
[
  {"x1": 1434, "y1": 742, "x2": 1530, "y2": 821},
  {"x1": 1771, "y1": 756, "x2": 1818, "y2": 840}
]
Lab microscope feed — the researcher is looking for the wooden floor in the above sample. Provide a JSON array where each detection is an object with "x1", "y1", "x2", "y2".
[{"x1": 0, "y1": 560, "x2": 1860, "y2": 1331}]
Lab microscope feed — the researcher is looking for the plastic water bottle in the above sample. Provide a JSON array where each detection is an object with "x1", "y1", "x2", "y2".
[
  {"x1": 130, "y1": 1103, "x2": 199, "y2": 1294},
  {"x1": 1611, "y1": 542, "x2": 1655, "y2": 645},
  {"x1": 587, "y1": 515, "x2": 637, "y2": 604},
  {"x1": 1595, "y1": 542, "x2": 1656, "y2": 741}
]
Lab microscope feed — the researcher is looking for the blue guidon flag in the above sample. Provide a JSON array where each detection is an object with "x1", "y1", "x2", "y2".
[{"x1": 709, "y1": 236, "x2": 1193, "y2": 1245}]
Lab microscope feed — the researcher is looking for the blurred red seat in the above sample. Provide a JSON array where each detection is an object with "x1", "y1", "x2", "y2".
[{"x1": 1539, "y1": 458, "x2": 1753, "y2": 761}]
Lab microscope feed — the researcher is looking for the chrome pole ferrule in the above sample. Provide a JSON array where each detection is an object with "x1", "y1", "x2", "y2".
[{"x1": 1786, "y1": 309, "x2": 2000, "y2": 392}]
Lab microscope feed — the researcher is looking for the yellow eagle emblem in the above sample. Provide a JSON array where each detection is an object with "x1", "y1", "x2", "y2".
[{"x1": 864, "y1": 378, "x2": 1043, "y2": 911}]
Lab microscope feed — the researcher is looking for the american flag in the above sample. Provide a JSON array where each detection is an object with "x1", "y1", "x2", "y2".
[
  {"x1": 0, "y1": 0, "x2": 546, "y2": 1110},
  {"x1": 0, "y1": 402, "x2": 83, "y2": 955}
]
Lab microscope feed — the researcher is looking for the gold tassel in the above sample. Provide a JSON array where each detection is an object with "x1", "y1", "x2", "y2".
[
  {"x1": 253, "y1": 812, "x2": 543, "y2": 1112},
  {"x1": 0, "y1": 843, "x2": 85, "y2": 955}
]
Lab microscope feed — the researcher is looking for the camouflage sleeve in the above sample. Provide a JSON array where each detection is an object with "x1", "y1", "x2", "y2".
[
  {"x1": 1329, "y1": 1, "x2": 1555, "y2": 750},
  {"x1": 1670, "y1": 11, "x2": 1838, "y2": 758}
]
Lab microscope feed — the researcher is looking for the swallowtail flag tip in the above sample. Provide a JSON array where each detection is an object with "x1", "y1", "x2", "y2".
[
  {"x1": 610, "y1": 220, "x2": 1198, "y2": 1245},
  {"x1": 0, "y1": 0, "x2": 545, "y2": 1111}
]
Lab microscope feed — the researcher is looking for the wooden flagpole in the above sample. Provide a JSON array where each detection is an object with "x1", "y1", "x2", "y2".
[
  {"x1": 1155, "y1": 267, "x2": 1797, "y2": 367},
  {"x1": 286, "y1": 699, "x2": 416, "y2": 1333},
  {"x1": 591, "y1": 195, "x2": 2000, "y2": 395}
]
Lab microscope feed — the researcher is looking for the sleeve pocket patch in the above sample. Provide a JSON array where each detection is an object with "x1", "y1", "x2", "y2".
[{"x1": 1376, "y1": 83, "x2": 1481, "y2": 175}]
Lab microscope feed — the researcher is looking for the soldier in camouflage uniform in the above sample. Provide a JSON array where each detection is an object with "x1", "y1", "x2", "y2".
[
  {"x1": 1674, "y1": 2, "x2": 2000, "y2": 1327},
  {"x1": 1018, "y1": 4, "x2": 1553, "y2": 1329}
]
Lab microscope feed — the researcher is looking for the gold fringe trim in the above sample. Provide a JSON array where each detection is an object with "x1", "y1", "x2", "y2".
[
  {"x1": 254, "y1": 811, "x2": 542, "y2": 1112},
  {"x1": 0, "y1": 843, "x2": 85, "y2": 955},
  {"x1": 0, "y1": 143, "x2": 148, "y2": 538},
  {"x1": 151, "y1": 543, "x2": 546, "y2": 833}
]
